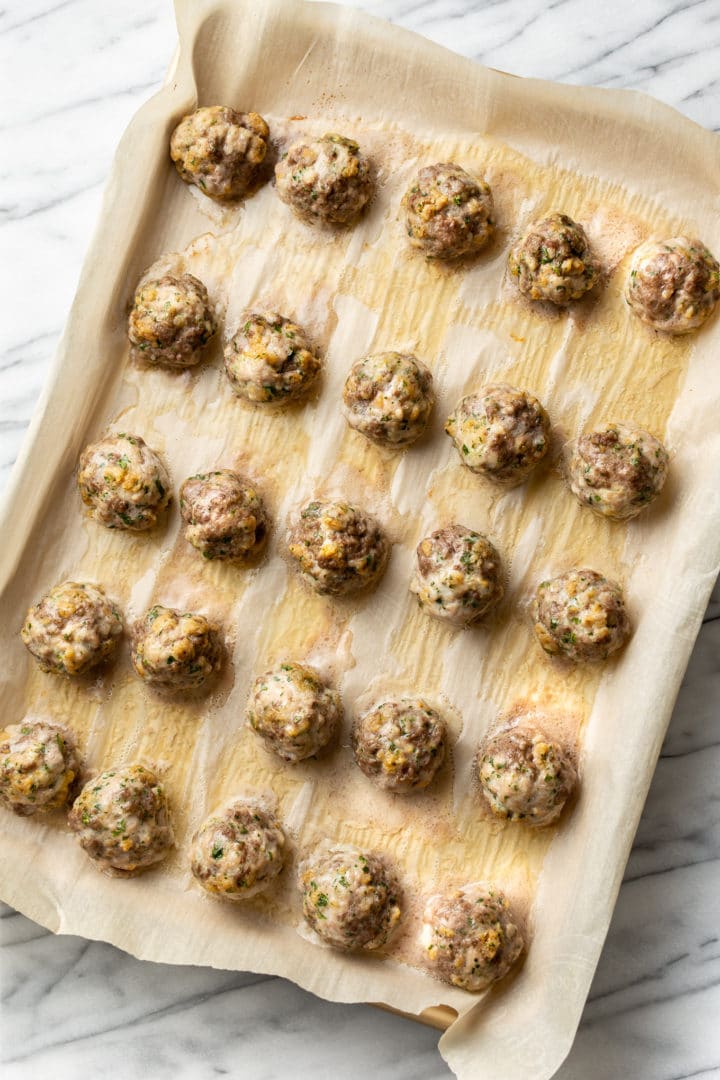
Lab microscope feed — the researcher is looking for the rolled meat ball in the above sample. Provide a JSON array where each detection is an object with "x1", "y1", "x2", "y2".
[
  {"x1": 445, "y1": 384, "x2": 550, "y2": 485},
  {"x1": 170, "y1": 105, "x2": 269, "y2": 200},
  {"x1": 351, "y1": 698, "x2": 446, "y2": 793},
  {"x1": 0, "y1": 720, "x2": 80, "y2": 815},
  {"x1": 131, "y1": 604, "x2": 223, "y2": 692},
  {"x1": 287, "y1": 499, "x2": 390, "y2": 596},
  {"x1": 410, "y1": 524, "x2": 503, "y2": 626},
  {"x1": 68, "y1": 763, "x2": 173, "y2": 875},
  {"x1": 180, "y1": 469, "x2": 268, "y2": 561},
  {"x1": 532, "y1": 569, "x2": 630, "y2": 662},
  {"x1": 247, "y1": 661, "x2": 341, "y2": 763},
  {"x1": 342, "y1": 352, "x2": 434, "y2": 447},
  {"x1": 421, "y1": 882, "x2": 524, "y2": 992},
  {"x1": 224, "y1": 312, "x2": 321, "y2": 404},
  {"x1": 566, "y1": 422, "x2": 669, "y2": 520},
  {"x1": 128, "y1": 272, "x2": 216, "y2": 367},
  {"x1": 275, "y1": 133, "x2": 374, "y2": 225},
  {"x1": 402, "y1": 162, "x2": 494, "y2": 259},
  {"x1": 77, "y1": 432, "x2": 171, "y2": 531},
  {"x1": 190, "y1": 798, "x2": 286, "y2": 900},
  {"x1": 508, "y1": 211, "x2": 600, "y2": 304},
  {"x1": 21, "y1": 581, "x2": 123, "y2": 677},
  {"x1": 298, "y1": 841, "x2": 402, "y2": 950},
  {"x1": 625, "y1": 236, "x2": 720, "y2": 334}
]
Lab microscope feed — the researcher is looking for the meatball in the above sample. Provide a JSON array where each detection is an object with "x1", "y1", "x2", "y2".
[
  {"x1": 21, "y1": 581, "x2": 123, "y2": 677},
  {"x1": 351, "y1": 698, "x2": 446, "y2": 793},
  {"x1": 341, "y1": 352, "x2": 434, "y2": 447},
  {"x1": 180, "y1": 470, "x2": 268, "y2": 560},
  {"x1": 68, "y1": 764, "x2": 173, "y2": 875},
  {"x1": 128, "y1": 272, "x2": 216, "y2": 367},
  {"x1": 298, "y1": 841, "x2": 402, "y2": 950},
  {"x1": 508, "y1": 211, "x2": 600, "y2": 304},
  {"x1": 131, "y1": 604, "x2": 223, "y2": 692},
  {"x1": 625, "y1": 236, "x2": 720, "y2": 334},
  {"x1": 446, "y1": 384, "x2": 550, "y2": 485},
  {"x1": 410, "y1": 524, "x2": 503, "y2": 626},
  {"x1": 77, "y1": 432, "x2": 171, "y2": 531},
  {"x1": 190, "y1": 798, "x2": 286, "y2": 900},
  {"x1": 287, "y1": 499, "x2": 390, "y2": 596},
  {"x1": 532, "y1": 569, "x2": 630, "y2": 662},
  {"x1": 0, "y1": 720, "x2": 80, "y2": 816},
  {"x1": 477, "y1": 719, "x2": 577, "y2": 826},
  {"x1": 402, "y1": 162, "x2": 494, "y2": 259},
  {"x1": 275, "y1": 134, "x2": 374, "y2": 225},
  {"x1": 421, "y1": 882, "x2": 524, "y2": 992},
  {"x1": 247, "y1": 661, "x2": 341, "y2": 763},
  {"x1": 170, "y1": 105, "x2": 269, "y2": 201},
  {"x1": 224, "y1": 312, "x2": 321, "y2": 403},
  {"x1": 566, "y1": 422, "x2": 669, "y2": 520}
]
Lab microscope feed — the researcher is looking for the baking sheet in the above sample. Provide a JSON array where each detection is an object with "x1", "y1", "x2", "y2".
[{"x1": 1, "y1": 1, "x2": 719, "y2": 1078}]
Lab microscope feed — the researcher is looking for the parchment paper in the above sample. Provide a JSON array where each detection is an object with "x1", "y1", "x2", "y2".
[{"x1": 1, "y1": 2, "x2": 719, "y2": 1078}]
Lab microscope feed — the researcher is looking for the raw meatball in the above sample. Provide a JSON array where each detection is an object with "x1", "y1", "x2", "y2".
[
  {"x1": 351, "y1": 698, "x2": 446, "y2": 793},
  {"x1": 68, "y1": 764, "x2": 173, "y2": 875},
  {"x1": 477, "y1": 718, "x2": 577, "y2": 826},
  {"x1": 532, "y1": 569, "x2": 630, "y2": 662},
  {"x1": 275, "y1": 134, "x2": 374, "y2": 225},
  {"x1": 421, "y1": 882, "x2": 524, "y2": 992},
  {"x1": 224, "y1": 312, "x2": 321, "y2": 403},
  {"x1": 21, "y1": 581, "x2": 123, "y2": 677},
  {"x1": 625, "y1": 236, "x2": 720, "y2": 334},
  {"x1": 566, "y1": 422, "x2": 669, "y2": 520},
  {"x1": 180, "y1": 470, "x2": 268, "y2": 560},
  {"x1": 402, "y1": 162, "x2": 494, "y2": 259},
  {"x1": 247, "y1": 661, "x2": 341, "y2": 763},
  {"x1": 77, "y1": 432, "x2": 171, "y2": 531},
  {"x1": 0, "y1": 720, "x2": 80, "y2": 815},
  {"x1": 131, "y1": 605, "x2": 223, "y2": 692},
  {"x1": 446, "y1": 384, "x2": 550, "y2": 485},
  {"x1": 170, "y1": 105, "x2": 269, "y2": 200},
  {"x1": 287, "y1": 499, "x2": 390, "y2": 596},
  {"x1": 190, "y1": 798, "x2": 286, "y2": 900},
  {"x1": 128, "y1": 273, "x2": 216, "y2": 367},
  {"x1": 410, "y1": 524, "x2": 503, "y2": 626},
  {"x1": 298, "y1": 841, "x2": 402, "y2": 950},
  {"x1": 342, "y1": 352, "x2": 434, "y2": 447},
  {"x1": 508, "y1": 212, "x2": 600, "y2": 304}
]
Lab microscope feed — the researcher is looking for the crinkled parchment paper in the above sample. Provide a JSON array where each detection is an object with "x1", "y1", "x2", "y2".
[{"x1": 1, "y1": 1, "x2": 719, "y2": 1077}]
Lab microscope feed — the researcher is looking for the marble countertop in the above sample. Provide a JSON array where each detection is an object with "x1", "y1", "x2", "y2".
[{"x1": 1, "y1": 1, "x2": 719, "y2": 1077}]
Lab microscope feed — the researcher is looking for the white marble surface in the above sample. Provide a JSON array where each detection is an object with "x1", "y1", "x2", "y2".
[{"x1": 1, "y1": 1, "x2": 719, "y2": 1077}]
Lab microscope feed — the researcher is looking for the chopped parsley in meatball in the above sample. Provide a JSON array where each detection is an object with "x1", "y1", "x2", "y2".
[
  {"x1": 224, "y1": 312, "x2": 321, "y2": 403},
  {"x1": 402, "y1": 162, "x2": 494, "y2": 259},
  {"x1": 352, "y1": 697, "x2": 446, "y2": 793},
  {"x1": 508, "y1": 212, "x2": 600, "y2": 304},
  {"x1": 128, "y1": 272, "x2": 216, "y2": 367},
  {"x1": 247, "y1": 661, "x2": 341, "y2": 763},
  {"x1": 342, "y1": 352, "x2": 434, "y2": 447},
  {"x1": 190, "y1": 798, "x2": 286, "y2": 900},
  {"x1": 287, "y1": 499, "x2": 390, "y2": 596},
  {"x1": 180, "y1": 469, "x2": 268, "y2": 560},
  {"x1": 0, "y1": 720, "x2": 80, "y2": 816},
  {"x1": 78, "y1": 432, "x2": 170, "y2": 531},
  {"x1": 532, "y1": 569, "x2": 630, "y2": 662},
  {"x1": 410, "y1": 524, "x2": 503, "y2": 626},
  {"x1": 446, "y1": 384, "x2": 550, "y2": 485},
  {"x1": 21, "y1": 581, "x2": 123, "y2": 677},
  {"x1": 626, "y1": 236, "x2": 720, "y2": 334},
  {"x1": 170, "y1": 105, "x2": 269, "y2": 200},
  {"x1": 131, "y1": 604, "x2": 223, "y2": 692},
  {"x1": 566, "y1": 422, "x2": 669, "y2": 520},
  {"x1": 275, "y1": 134, "x2": 374, "y2": 225}
]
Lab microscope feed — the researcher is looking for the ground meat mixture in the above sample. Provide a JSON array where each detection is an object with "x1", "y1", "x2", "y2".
[
  {"x1": 190, "y1": 798, "x2": 286, "y2": 900},
  {"x1": 77, "y1": 432, "x2": 171, "y2": 531},
  {"x1": 68, "y1": 764, "x2": 173, "y2": 875},
  {"x1": 21, "y1": 581, "x2": 123, "y2": 677},
  {"x1": 128, "y1": 272, "x2": 217, "y2": 367},
  {"x1": 131, "y1": 605, "x2": 223, "y2": 692},
  {"x1": 566, "y1": 422, "x2": 669, "y2": 520},
  {"x1": 508, "y1": 212, "x2": 600, "y2": 304},
  {"x1": 180, "y1": 470, "x2": 268, "y2": 560},
  {"x1": 532, "y1": 569, "x2": 630, "y2": 662},
  {"x1": 247, "y1": 661, "x2": 341, "y2": 763},
  {"x1": 275, "y1": 134, "x2": 374, "y2": 225},
  {"x1": 0, "y1": 720, "x2": 80, "y2": 816},
  {"x1": 421, "y1": 882, "x2": 524, "y2": 992},
  {"x1": 298, "y1": 841, "x2": 402, "y2": 951},
  {"x1": 224, "y1": 312, "x2": 321, "y2": 403},
  {"x1": 402, "y1": 162, "x2": 495, "y2": 259},
  {"x1": 342, "y1": 352, "x2": 434, "y2": 447},
  {"x1": 625, "y1": 236, "x2": 720, "y2": 334},
  {"x1": 170, "y1": 105, "x2": 269, "y2": 200},
  {"x1": 287, "y1": 499, "x2": 390, "y2": 596},
  {"x1": 351, "y1": 698, "x2": 446, "y2": 793},
  {"x1": 445, "y1": 384, "x2": 550, "y2": 485},
  {"x1": 410, "y1": 524, "x2": 504, "y2": 626}
]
